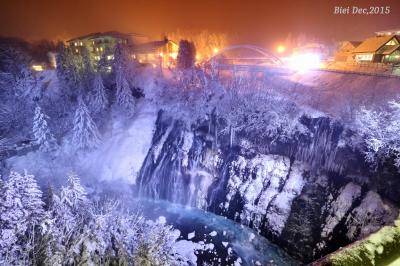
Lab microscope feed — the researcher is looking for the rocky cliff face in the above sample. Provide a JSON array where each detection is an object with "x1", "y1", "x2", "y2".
[{"x1": 136, "y1": 111, "x2": 399, "y2": 263}]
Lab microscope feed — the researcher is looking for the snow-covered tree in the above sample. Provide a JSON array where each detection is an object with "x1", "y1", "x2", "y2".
[
  {"x1": 355, "y1": 100, "x2": 400, "y2": 168},
  {"x1": 72, "y1": 97, "x2": 102, "y2": 151},
  {"x1": 14, "y1": 67, "x2": 37, "y2": 99},
  {"x1": 0, "y1": 171, "x2": 44, "y2": 264},
  {"x1": 115, "y1": 71, "x2": 135, "y2": 116},
  {"x1": 33, "y1": 105, "x2": 57, "y2": 152},
  {"x1": 60, "y1": 173, "x2": 88, "y2": 213},
  {"x1": 40, "y1": 173, "x2": 90, "y2": 264},
  {"x1": 88, "y1": 73, "x2": 108, "y2": 114},
  {"x1": 56, "y1": 42, "x2": 80, "y2": 98}
]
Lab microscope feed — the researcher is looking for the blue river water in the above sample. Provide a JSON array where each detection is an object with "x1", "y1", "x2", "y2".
[{"x1": 131, "y1": 198, "x2": 301, "y2": 266}]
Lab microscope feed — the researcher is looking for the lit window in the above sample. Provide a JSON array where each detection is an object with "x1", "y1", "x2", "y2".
[
  {"x1": 31, "y1": 65, "x2": 44, "y2": 71},
  {"x1": 386, "y1": 39, "x2": 398, "y2": 45},
  {"x1": 355, "y1": 54, "x2": 373, "y2": 61},
  {"x1": 75, "y1": 42, "x2": 78, "y2": 46},
  {"x1": 106, "y1": 55, "x2": 114, "y2": 60},
  {"x1": 80, "y1": 42, "x2": 83, "y2": 46},
  {"x1": 75, "y1": 49, "x2": 79, "y2": 53},
  {"x1": 106, "y1": 66, "x2": 112, "y2": 72}
]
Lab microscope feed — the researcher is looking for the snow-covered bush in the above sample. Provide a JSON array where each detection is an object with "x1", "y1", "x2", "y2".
[
  {"x1": 355, "y1": 100, "x2": 400, "y2": 169},
  {"x1": 0, "y1": 170, "x2": 194, "y2": 265}
]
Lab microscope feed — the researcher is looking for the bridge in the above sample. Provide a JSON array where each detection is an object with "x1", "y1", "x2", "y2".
[{"x1": 207, "y1": 44, "x2": 289, "y2": 74}]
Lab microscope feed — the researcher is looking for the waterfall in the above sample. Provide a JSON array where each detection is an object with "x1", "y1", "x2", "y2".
[{"x1": 135, "y1": 111, "x2": 399, "y2": 263}]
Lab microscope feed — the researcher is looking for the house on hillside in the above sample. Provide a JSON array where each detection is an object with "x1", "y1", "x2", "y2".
[
  {"x1": 334, "y1": 41, "x2": 361, "y2": 62},
  {"x1": 352, "y1": 34, "x2": 400, "y2": 63}
]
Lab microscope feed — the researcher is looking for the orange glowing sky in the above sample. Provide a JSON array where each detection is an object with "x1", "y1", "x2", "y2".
[{"x1": 1, "y1": 0, "x2": 399, "y2": 48}]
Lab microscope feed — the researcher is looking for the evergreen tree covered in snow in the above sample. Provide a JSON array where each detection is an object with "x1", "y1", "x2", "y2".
[
  {"x1": 0, "y1": 171, "x2": 44, "y2": 264},
  {"x1": 72, "y1": 97, "x2": 101, "y2": 151},
  {"x1": 33, "y1": 105, "x2": 57, "y2": 152},
  {"x1": 14, "y1": 66, "x2": 37, "y2": 99},
  {"x1": 56, "y1": 42, "x2": 80, "y2": 96},
  {"x1": 89, "y1": 73, "x2": 108, "y2": 114},
  {"x1": 41, "y1": 173, "x2": 90, "y2": 265},
  {"x1": 60, "y1": 173, "x2": 88, "y2": 213},
  {"x1": 115, "y1": 70, "x2": 135, "y2": 116}
]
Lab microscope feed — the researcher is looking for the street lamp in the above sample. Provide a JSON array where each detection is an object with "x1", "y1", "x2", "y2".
[{"x1": 276, "y1": 45, "x2": 286, "y2": 54}]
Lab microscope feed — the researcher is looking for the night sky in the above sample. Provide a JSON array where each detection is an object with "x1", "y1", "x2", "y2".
[{"x1": 1, "y1": 0, "x2": 399, "y2": 48}]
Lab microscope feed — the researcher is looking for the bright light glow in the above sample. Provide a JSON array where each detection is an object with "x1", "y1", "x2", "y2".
[
  {"x1": 276, "y1": 45, "x2": 286, "y2": 53},
  {"x1": 169, "y1": 52, "x2": 178, "y2": 59},
  {"x1": 213, "y1": 48, "x2": 219, "y2": 54},
  {"x1": 287, "y1": 53, "x2": 322, "y2": 71},
  {"x1": 196, "y1": 54, "x2": 201, "y2": 60},
  {"x1": 31, "y1": 65, "x2": 44, "y2": 71},
  {"x1": 159, "y1": 52, "x2": 164, "y2": 57},
  {"x1": 107, "y1": 55, "x2": 114, "y2": 60}
]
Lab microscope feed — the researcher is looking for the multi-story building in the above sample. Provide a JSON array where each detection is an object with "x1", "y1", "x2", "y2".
[
  {"x1": 66, "y1": 31, "x2": 144, "y2": 70},
  {"x1": 66, "y1": 31, "x2": 179, "y2": 70}
]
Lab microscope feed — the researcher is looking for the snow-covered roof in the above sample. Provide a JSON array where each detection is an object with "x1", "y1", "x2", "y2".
[
  {"x1": 353, "y1": 35, "x2": 398, "y2": 54},
  {"x1": 67, "y1": 31, "x2": 145, "y2": 42},
  {"x1": 131, "y1": 39, "x2": 178, "y2": 53},
  {"x1": 338, "y1": 41, "x2": 362, "y2": 51}
]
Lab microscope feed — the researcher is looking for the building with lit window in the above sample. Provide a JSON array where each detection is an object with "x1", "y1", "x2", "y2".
[
  {"x1": 66, "y1": 32, "x2": 179, "y2": 69},
  {"x1": 131, "y1": 38, "x2": 179, "y2": 68},
  {"x1": 66, "y1": 31, "x2": 145, "y2": 64},
  {"x1": 352, "y1": 34, "x2": 400, "y2": 63}
]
